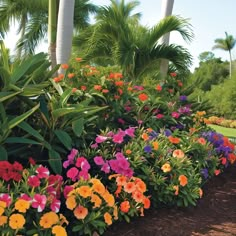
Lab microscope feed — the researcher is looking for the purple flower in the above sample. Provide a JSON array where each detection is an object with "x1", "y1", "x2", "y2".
[
  {"x1": 179, "y1": 95, "x2": 187, "y2": 101},
  {"x1": 94, "y1": 156, "x2": 105, "y2": 165},
  {"x1": 201, "y1": 168, "x2": 209, "y2": 179},
  {"x1": 164, "y1": 129, "x2": 172, "y2": 137},
  {"x1": 144, "y1": 145, "x2": 152, "y2": 153}
]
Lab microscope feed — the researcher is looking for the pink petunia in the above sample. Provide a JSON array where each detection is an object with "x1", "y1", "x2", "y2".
[
  {"x1": 67, "y1": 167, "x2": 79, "y2": 181},
  {"x1": 63, "y1": 185, "x2": 74, "y2": 198},
  {"x1": 19, "y1": 194, "x2": 32, "y2": 202},
  {"x1": 101, "y1": 162, "x2": 110, "y2": 173},
  {"x1": 125, "y1": 127, "x2": 136, "y2": 137},
  {"x1": 171, "y1": 112, "x2": 180, "y2": 119},
  {"x1": 156, "y1": 114, "x2": 164, "y2": 119},
  {"x1": 50, "y1": 198, "x2": 61, "y2": 213},
  {"x1": 28, "y1": 175, "x2": 40, "y2": 187},
  {"x1": 78, "y1": 170, "x2": 89, "y2": 180},
  {"x1": 94, "y1": 156, "x2": 105, "y2": 165},
  {"x1": 0, "y1": 193, "x2": 12, "y2": 207},
  {"x1": 112, "y1": 134, "x2": 124, "y2": 144},
  {"x1": 32, "y1": 194, "x2": 47, "y2": 212},
  {"x1": 36, "y1": 165, "x2": 49, "y2": 179}
]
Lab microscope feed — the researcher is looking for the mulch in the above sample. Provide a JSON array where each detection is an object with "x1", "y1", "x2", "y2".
[{"x1": 104, "y1": 164, "x2": 236, "y2": 236}]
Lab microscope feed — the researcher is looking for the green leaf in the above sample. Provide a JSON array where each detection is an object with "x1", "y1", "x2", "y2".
[
  {"x1": 5, "y1": 137, "x2": 40, "y2": 145},
  {"x1": 72, "y1": 118, "x2": 84, "y2": 137},
  {"x1": 19, "y1": 121, "x2": 44, "y2": 141},
  {"x1": 54, "y1": 129, "x2": 72, "y2": 150},
  {"x1": 0, "y1": 146, "x2": 7, "y2": 160},
  {"x1": 9, "y1": 103, "x2": 40, "y2": 129},
  {"x1": 0, "y1": 91, "x2": 22, "y2": 102},
  {"x1": 48, "y1": 149, "x2": 62, "y2": 174},
  {"x1": 60, "y1": 89, "x2": 73, "y2": 107},
  {"x1": 72, "y1": 224, "x2": 84, "y2": 232}
]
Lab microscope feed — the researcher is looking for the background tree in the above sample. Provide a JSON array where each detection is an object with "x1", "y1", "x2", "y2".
[{"x1": 212, "y1": 32, "x2": 236, "y2": 78}]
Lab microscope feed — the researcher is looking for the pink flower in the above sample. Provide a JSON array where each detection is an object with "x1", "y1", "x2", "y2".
[
  {"x1": 36, "y1": 165, "x2": 49, "y2": 179},
  {"x1": 67, "y1": 167, "x2": 79, "y2": 181},
  {"x1": 78, "y1": 170, "x2": 89, "y2": 180},
  {"x1": 125, "y1": 127, "x2": 136, "y2": 137},
  {"x1": 118, "y1": 118, "x2": 125, "y2": 124},
  {"x1": 172, "y1": 112, "x2": 180, "y2": 119},
  {"x1": 50, "y1": 198, "x2": 61, "y2": 213},
  {"x1": 76, "y1": 157, "x2": 90, "y2": 171},
  {"x1": 19, "y1": 194, "x2": 32, "y2": 202},
  {"x1": 101, "y1": 162, "x2": 110, "y2": 173},
  {"x1": 47, "y1": 186, "x2": 57, "y2": 197},
  {"x1": 32, "y1": 194, "x2": 47, "y2": 212},
  {"x1": 94, "y1": 156, "x2": 105, "y2": 165},
  {"x1": 156, "y1": 114, "x2": 164, "y2": 119},
  {"x1": 63, "y1": 185, "x2": 74, "y2": 198},
  {"x1": 95, "y1": 135, "x2": 108, "y2": 143},
  {"x1": 28, "y1": 175, "x2": 40, "y2": 187},
  {"x1": 0, "y1": 193, "x2": 12, "y2": 207},
  {"x1": 91, "y1": 143, "x2": 98, "y2": 149},
  {"x1": 112, "y1": 134, "x2": 124, "y2": 143}
]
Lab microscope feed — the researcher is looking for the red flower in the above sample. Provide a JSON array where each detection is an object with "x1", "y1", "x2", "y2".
[
  {"x1": 36, "y1": 165, "x2": 49, "y2": 179},
  {"x1": 170, "y1": 72, "x2": 177, "y2": 77},
  {"x1": 28, "y1": 175, "x2": 40, "y2": 187},
  {"x1": 156, "y1": 84, "x2": 162, "y2": 91},
  {"x1": 138, "y1": 93, "x2": 148, "y2": 102}
]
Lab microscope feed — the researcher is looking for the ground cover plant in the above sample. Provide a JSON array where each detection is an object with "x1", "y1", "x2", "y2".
[{"x1": 0, "y1": 59, "x2": 236, "y2": 235}]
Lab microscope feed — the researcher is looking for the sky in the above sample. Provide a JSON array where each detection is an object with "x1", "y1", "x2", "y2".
[{"x1": 4, "y1": 0, "x2": 236, "y2": 71}]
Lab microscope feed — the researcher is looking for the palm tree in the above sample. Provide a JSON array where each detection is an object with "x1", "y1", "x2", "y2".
[
  {"x1": 73, "y1": 0, "x2": 193, "y2": 80},
  {"x1": 159, "y1": 0, "x2": 174, "y2": 76},
  {"x1": 212, "y1": 32, "x2": 236, "y2": 78}
]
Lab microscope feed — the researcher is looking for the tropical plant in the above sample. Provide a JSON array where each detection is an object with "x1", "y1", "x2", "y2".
[
  {"x1": 73, "y1": 0, "x2": 193, "y2": 80},
  {"x1": 212, "y1": 32, "x2": 236, "y2": 78}
]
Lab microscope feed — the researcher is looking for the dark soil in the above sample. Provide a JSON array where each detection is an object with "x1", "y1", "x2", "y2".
[{"x1": 105, "y1": 164, "x2": 236, "y2": 236}]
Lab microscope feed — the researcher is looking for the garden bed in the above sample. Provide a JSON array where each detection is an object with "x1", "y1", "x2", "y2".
[{"x1": 105, "y1": 163, "x2": 236, "y2": 236}]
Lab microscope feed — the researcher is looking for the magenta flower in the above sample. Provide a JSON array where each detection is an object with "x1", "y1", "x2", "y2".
[
  {"x1": 47, "y1": 186, "x2": 57, "y2": 197},
  {"x1": 91, "y1": 143, "x2": 98, "y2": 149},
  {"x1": 125, "y1": 127, "x2": 136, "y2": 137},
  {"x1": 0, "y1": 193, "x2": 12, "y2": 207},
  {"x1": 156, "y1": 114, "x2": 164, "y2": 119},
  {"x1": 67, "y1": 167, "x2": 79, "y2": 181},
  {"x1": 171, "y1": 112, "x2": 180, "y2": 119},
  {"x1": 76, "y1": 157, "x2": 90, "y2": 171},
  {"x1": 28, "y1": 175, "x2": 40, "y2": 187},
  {"x1": 63, "y1": 185, "x2": 74, "y2": 198},
  {"x1": 32, "y1": 194, "x2": 47, "y2": 212},
  {"x1": 50, "y1": 198, "x2": 61, "y2": 213},
  {"x1": 112, "y1": 134, "x2": 124, "y2": 143},
  {"x1": 117, "y1": 158, "x2": 130, "y2": 170},
  {"x1": 36, "y1": 165, "x2": 49, "y2": 179},
  {"x1": 94, "y1": 156, "x2": 105, "y2": 165},
  {"x1": 78, "y1": 170, "x2": 89, "y2": 180},
  {"x1": 118, "y1": 118, "x2": 125, "y2": 124},
  {"x1": 101, "y1": 162, "x2": 110, "y2": 173},
  {"x1": 19, "y1": 194, "x2": 32, "y2": 202},
  {"x1": 95, "y1": 135, "x2": 108, "y2": 143}
]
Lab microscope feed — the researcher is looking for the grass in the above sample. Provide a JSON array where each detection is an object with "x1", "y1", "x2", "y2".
[{"x1": 209, "y1": 124, "x2": 236, "y2": 137}]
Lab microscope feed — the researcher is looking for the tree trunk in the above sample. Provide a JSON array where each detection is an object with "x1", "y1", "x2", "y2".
[
  {"x1": 56, "y1": 0, "x2": 75, "y2": 74},
  {"x1": 48, "y1": 0, "x2": 57, "y2": 70},
  {"x1": 160, "y1": 0, "x2": 174, "y2": 77},
  {"x1": 229, "y1": 49, "x2": 232, "y2": 79}
]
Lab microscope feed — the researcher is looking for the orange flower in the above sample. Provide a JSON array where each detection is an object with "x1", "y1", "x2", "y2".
[
  {"x1": 138, "y1": 93, "x2": 148, "y2": 102},
  {"x1": 132, "y1": 190, "x2": 144, "y2": 203},
  {"x1": 135, "y1": 179, "x2": 146, "y2": 193},
  {"x1": 199, "y1": 188, "x2": 203, "y2": 198},
  {"x1": 81, "y1": 85, "x2": 87, "y2": 91},
  {"x1": 15, "y1": 199, "x2": 30, "y2": 213},
  {"x1": 115, "y1": 81, "x2": 124, "y2": 86},
  {"x1": 114, "y1": 95, "x2": 120, "y2": 100},
  {"x1": 152, "y1": 141, "x2": 159, "y2": 150},
  {"x1": 66, "y1": 195, "x2": 77, "y2": 210},
  {"x1": 0, "y1": 215, "x2": 7, "y2": 226},
  {"x1": 178, "y1": 175, "x2": 188, "y2": 186},
  {"x1": 168, "y1": 136, "x2": 180, "y2": 144},
  {"x1": 161, "y1": 163, "x2": 172, "y2": 173},
  {"x1": 118, "y1": 88, "x2": 123, "y2": 95},
  {"x1": 74, "y1": 205, "x2": 88, "y2": 220},
  {"x1": 172, "y1": 149, "x2": 185, "y2": 158},
  {"x1": 116, "y1": 176, "x2": 127, "y2": 186},
  {"x1": 40, "y1": 212, "x2": 59, "y2": 229},
  {"x1": 229, "y1": 153, "x2": 236, "y2": 164},
  {"x1": 120, "y1": 201, "x2": 130, "y2": 213},
  {"x1": 104, "y1": 212, "x2": 112, "y2": 225},
  {"x1": 103, "y1": 191, "x2": 115, "y2": 207},
  {"x1": 113, "y1": 206, "x2": 118, "y2": 220},
  {"x1": 127, "y1": 87, "x2": 133, "y2": 91},
  {"x1": 9, "y1": 214, "x2": 26, "y2": 230},
  {"x1": 214, "y1": 169, "x2": 221, "y2": 176},
  {"x1": 75, "y1": 57, "x2": 82, "y2": 62},
  {"x1": 68, "y1": 73, "x2": 75, "y2": 79},
  {"x1": 125, "y1": 149, "x2": 132, "y2": 155},
  {"x1": 170, "y1": 72, "x2": 177, "y2": 77},
  {"x1": 142, "y1": 197, "x2": 151, "y2": 209},
  {"x1": 76, "y1": 186, "x2": 92, "y2": 198},
  {"x1": 173, "y1": 185, "x2": 179, "y2": 195},
  {"x1": 0, "y1": 201, "x2": 6, "y2": 216},
  {"x1": 61, "y1": 64, "x2": 69, "y2": 70},
  {"x1": 53, "y1": 77, "x2": 63, "y2": 83},
  {"x1": 114, "y1": 185, "x2": 122, "y2": 197},
  {"x1": 197, "y1": 137, "x2": 206, "y2": 145},
  {"x1": 94, "y1": 85, "x2": 102, "y2": 91},
  {"x1": 124, "y1": 182, "x2": 136, "y2": 193},
  {"x1": 92, "y1": 183, "x2": 105, "y2": 195},
  {"x1": 102, "y1": 89, "x2": 109, "y2": 93},
  {"x1": 156, "y1": 84, "x2": 162, "y2": 91},
  {"x1": 91, "y1": 194, "x2": 102, "y2": 208},
  {"x1": 72, "y1": 88, "x2": 77, "y2": 93},
  {"x1": 141, "y1": 132, "x2": 149, "y2": 141},
  {"x1": 52, "y1": 225, "x2": 67, "y2": 236}
]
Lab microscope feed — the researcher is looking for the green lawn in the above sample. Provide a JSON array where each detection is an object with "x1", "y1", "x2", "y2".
[{"x1": 209, "y1": 124, "x2": 236, "y2": 137}]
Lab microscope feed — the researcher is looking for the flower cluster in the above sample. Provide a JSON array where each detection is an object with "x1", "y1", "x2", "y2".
[{"x1": 0, "y1": 161, "x2": 23, "y2": 182}]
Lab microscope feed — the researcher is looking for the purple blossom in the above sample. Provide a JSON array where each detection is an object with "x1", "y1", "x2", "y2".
[
  {"x1": 201, "y1": 168, "x2": 209, "y2": 179},
  {"x1": 164, "y1": 129, "x2": 172, "y2": 137},
  {"x1": 144, "y1": 145, "x2": 152, "y2": 153},
  {"x1": 179, "y1": 95, "x2": 187, "y2": 101}
]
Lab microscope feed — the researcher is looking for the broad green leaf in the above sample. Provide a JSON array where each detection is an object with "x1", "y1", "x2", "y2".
[
  {"x1": 0, "y1": 146, "x2": 7, "y2": 160},
  {"x1": 5, "y1": 137, "x2": 40, "y2": 145},
  {"x1": 0, "y1": 67, "x2": 11, "y2": 88},
  {"x1": 59, "y1": 89, "x2": 73, "y2": 107},
  {"x1": 54, "y1": 129, "x2": 72, "y2": 150},
  {"x1": 0, "y1": 91, "x2": 22, "y2": 102},
  {"x1": 9, "y1": 103, "x2": 40, "y2": 129},
  {"x1": 11, "y1": 53, "x2": 47, "y2": 84},
  {"x1": 72, "y1": 118, "x2": 84, "y2": 137},
  {"x1": 48, "y1": 150, "x2": 62, "y2": 174}
]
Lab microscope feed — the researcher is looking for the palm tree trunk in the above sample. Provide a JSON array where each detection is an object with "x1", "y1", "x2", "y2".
[
  {"x1": 160, "y1": 0, "x2": 174, "y2": 77},
  {"x1": 229, "y1": 49, "x2": 232, "y2": 79},
  {"x1": 17, "y1": 15, "x2": 27, "y2": 58},
  {"x1": 56, "y1": 0, "x2": 75, "y2": 74},
  {"x1": 48, "y1": 0, "x2": 57, "y2": 69}
]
